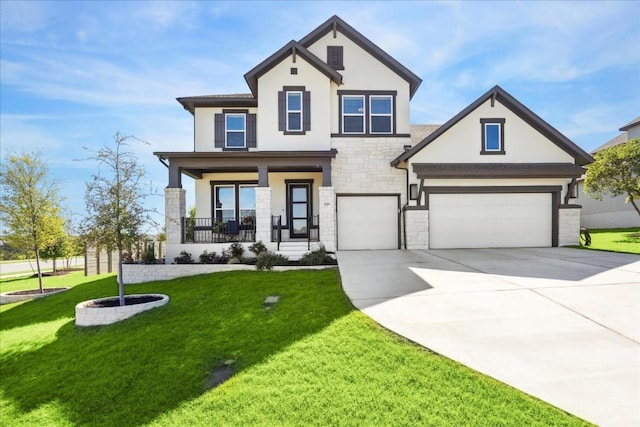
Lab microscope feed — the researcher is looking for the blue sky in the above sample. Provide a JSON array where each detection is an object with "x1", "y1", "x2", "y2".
[{"x1": 1, "y1": 0, "x2": 639, "y2": 233}]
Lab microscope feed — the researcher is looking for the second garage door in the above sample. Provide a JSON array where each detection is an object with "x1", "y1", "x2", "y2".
[
  {"x1": 429, "y1": 193, "x2": 552, "y2": 249},
  {"x1": 337, "y1": 195, "x2": 399, "y2": 250}
]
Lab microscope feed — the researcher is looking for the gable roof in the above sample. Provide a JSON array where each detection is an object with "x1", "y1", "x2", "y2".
[
  {"x1": 298, "y1": 15, "x2": 422, "y2": 99},
  {"x1": 619, "y1": 116, "x2": 640, "y2": 131},
  {"x1": 391, "y1": 85, "x2": 594, "y2": 166},
  {"x1": 591, "y1": 132, "x2": 628, "y2": 153},
  {"x1": 244, "y1": 40, "x2": 343, "y2": 98}
]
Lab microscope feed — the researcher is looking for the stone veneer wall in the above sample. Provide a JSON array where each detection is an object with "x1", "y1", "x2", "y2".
[
  {"x1": 559, "y1": 206, "x2": 581, "y2": 246},
  {"x1": 318, "y1": 186, "x2": 336, "y2": 251},
  {"x1": 255, "y1": 187, "x2": 272, "y2": 244},
  {"x1": 404, "y1": 208, "x2": 429, "y2": 250},
  {"x1": 165, "y1": 188, "x2": 186, "y2": 245}
]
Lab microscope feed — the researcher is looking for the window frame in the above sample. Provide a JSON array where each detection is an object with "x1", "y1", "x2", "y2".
[
  {"x1": 336, "y1": 90, "x2": 398, "y2": 136},
  {"x1": 342, "y1": 95, "x2": 366, "y2": 135},
  {"x1": 225, "y1": 113, "x2": 246, "y2": 148},
  {"x1": 286, "y1": 91, "x2": 303, "y2": 132},
  {"x1": 480, "y1": 118, "x2": 506, "y2": 155},
  {"x1": 211, "y1": 181, "x2": 258, "y2": 223},
  {"x1": 369, "y1": 95, "x2": 393, "y2": 134}
]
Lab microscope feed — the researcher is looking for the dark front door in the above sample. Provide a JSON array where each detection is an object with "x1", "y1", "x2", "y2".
[{"x1": 289, "y1": 183, "x2": 310, "y2": 238}]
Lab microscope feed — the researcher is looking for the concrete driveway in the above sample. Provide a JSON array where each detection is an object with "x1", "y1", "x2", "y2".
[{"x1": 337, "y1": 248, "x2": 640, "y2": 427}]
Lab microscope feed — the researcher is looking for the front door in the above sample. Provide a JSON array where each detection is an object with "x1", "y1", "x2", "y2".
[{"x1": 289, "y1": 183, "x2": 310, "y2": 238}]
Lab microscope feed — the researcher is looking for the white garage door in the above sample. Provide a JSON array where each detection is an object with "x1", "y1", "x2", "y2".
[
  {"x1": 337, "y1": 195, "x2": 399, "y2": 250},
  {"x1": 429, "y1": 193, "x2": 552, "y2": 249}
]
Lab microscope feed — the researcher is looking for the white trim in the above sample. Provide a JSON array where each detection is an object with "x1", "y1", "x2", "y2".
[
  {"x1": 286, "y1": 91, "x2": 303, "y2": 132},
  {"x1": 369, "y1": 95, "x2": 393, "y2": 134},
  {"x1": 225, "y1": 113, "x2": 246, "y2": 148},
  {"x1": 483, "y1": 122, "x2": 502, "y2": 151},
  {"x1": 342, "y1": 95, "x2": 366, "y2": 134}
]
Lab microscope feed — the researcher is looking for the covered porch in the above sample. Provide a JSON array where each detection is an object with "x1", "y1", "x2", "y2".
[{"x1": 154, "y1": 150, "x2": 338, "y2": 262}]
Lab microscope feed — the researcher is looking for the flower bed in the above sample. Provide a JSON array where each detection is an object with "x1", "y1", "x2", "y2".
[
  {"x1": 0, "y1": 287, "x2": 69, "y2": 305},
  {"x1": 75, "y1": 294, "x2": 169, "y2": 326}
]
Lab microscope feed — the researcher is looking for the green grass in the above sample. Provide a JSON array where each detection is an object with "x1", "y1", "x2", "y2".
[
  {"x1": 579, "y1": 227, "x2": 640, "y2": 254},
  {"x1": 1, "y1": 270, "x2": 591, "y2": 426}
]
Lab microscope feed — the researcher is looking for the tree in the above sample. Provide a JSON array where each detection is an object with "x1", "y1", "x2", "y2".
[
  {"x1": 584, "y1": 137, "x2": 640, "y2": 216},
  {"x1": 0, "y1": 151, "x2": 65, "y2": 292},
  {"x1": 82, "y1": 132, "x2": 155, "y2": 306}
]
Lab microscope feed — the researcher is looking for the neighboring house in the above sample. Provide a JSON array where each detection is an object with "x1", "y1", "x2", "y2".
[
  {"x1": 577, "y1": 116, "x2": 640, "y2": 229},
  {"x1": 155, "y1": 15, "x2": 593, "y2": 261}
]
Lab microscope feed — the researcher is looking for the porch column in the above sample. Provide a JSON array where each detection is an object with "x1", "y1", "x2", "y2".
[
  {"x1": 255, "y1": 186, "x2": 272, "y2": 244},
  {"x1": 165, "y1": 187, "x2": 186, "y2": 259},
  {"x1": 318, "y1": 186, "x2": 336, "y2": 252}
]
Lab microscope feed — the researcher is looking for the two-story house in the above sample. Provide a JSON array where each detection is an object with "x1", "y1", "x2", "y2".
[{"x1": 155, "y1": 15, "x2": 592, "y2": 262}]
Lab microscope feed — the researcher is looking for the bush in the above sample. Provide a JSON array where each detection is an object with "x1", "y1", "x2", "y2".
[
  {"x1": 299, "y1": 246, "x2": 336, "y2": 266},
  {"x1": 228, "y1": 242, "x2": 245, "y2": 259},
  {"x1": 248, "y1": 240, "x2": 268, "y2": 256},
  {"x1": 199, "y1": 250, "x2": 217, "y2": 264},
  {"x1": 142, "y1": 248, "x2": 156, "y2": 264},
  {"x1": 174, "y1": 250, "x2": 193, "y2": 264},
  {"x1": 256, "y1": 251, "x2": 289, "y2": 271}
]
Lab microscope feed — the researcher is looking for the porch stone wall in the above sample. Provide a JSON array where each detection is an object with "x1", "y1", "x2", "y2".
[
  {"x1": 405, "y1": 209, "x2": 429, "y2": 250},
  {"x1": 165, "y1": 188, "x2": 186, "y2": 246},
  {"x1": 559, "y1": 206, "x2": 581, "y2": 246},
  {"x1": 319, "y1": 186, "x2": 336, "y2": 251},
  {"x1": 255, "y1": 187, "x2": 272, "y2": 243}
]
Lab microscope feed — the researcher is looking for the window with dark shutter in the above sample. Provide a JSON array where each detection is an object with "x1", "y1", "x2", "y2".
[
  {"x1": 279, "y1": 86, "x2": 309, "y2": 135},
  {"x1": 327, "y1": 46, "x2": 344, "y2": 70}
]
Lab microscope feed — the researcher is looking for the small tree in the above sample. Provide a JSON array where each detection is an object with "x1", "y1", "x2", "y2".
[
  {"x1": 0, "y1": 151, "x2": 65, "y2": 292},
  {"x1": 584, "y1": 137, "x2": 640, "y2": 216},
  {"x1": 82, "y1": 132, "x2": 155, "y2": 306}
]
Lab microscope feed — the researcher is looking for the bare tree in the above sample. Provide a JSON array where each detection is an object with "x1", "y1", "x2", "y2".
[
  {"x1": 0, "y1": 151, "x2": 65, "y2": 292},
  {"x1": 82, "y1": 132, "x2": 156, "y2": 306}
]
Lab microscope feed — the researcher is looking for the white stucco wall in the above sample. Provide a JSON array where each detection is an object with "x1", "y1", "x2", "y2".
[
  {"x1": 257, "y1": 55, "x2": 332, "y2": 150},
  {"x1": 194, "y1": 107, "x2": 258, "y2": 152},
  {"x1": 306, "y1": 31, "x2": 412, "y2": 135},
  {"x1": 409, "y1": 99, "x2": 575, "y2": 165}
]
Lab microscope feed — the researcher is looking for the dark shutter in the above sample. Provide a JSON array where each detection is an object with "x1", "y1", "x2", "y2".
[
  {"x1": 214, "y1": 113, "x2": 225, "y2": 148},
  {"x1": 303, "y1": 91, "x2": 311, "y2": 131},
  {"x1": 278, "y1": 91, "x2": 286, "y2": 131},
  {"x1": 247, "y1": 114, "x2": 257, "y2": 148}
]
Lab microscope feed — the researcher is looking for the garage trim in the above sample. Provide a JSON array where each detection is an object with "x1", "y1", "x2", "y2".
[
  {"x1": 336, "y1": 193, "x2": 401, "y2": 250},
  {"x1": 423, "y1": 186, "x2": 562, "y2": 247}
]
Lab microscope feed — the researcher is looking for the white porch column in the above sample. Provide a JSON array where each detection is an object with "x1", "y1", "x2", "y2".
[
  {"x1": 165, "y1": 188, "x2": 186, "y2": 247},
  {"x1": 255, "y1": 187, "x2": 272, "y2": 244},
  {"x1": 319, "y1": 186, "x2": 336, "y2": 252},
  {"x1": 559, "y1": 206, "x2": 581, "y2": 246}
]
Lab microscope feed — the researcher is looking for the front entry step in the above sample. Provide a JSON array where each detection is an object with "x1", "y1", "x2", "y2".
[{"x1": 275, "y1": 241, "x2": 322, "y2": 260}]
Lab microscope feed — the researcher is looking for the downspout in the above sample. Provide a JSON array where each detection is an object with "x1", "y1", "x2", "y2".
[{"x1": 399, "y1": 164, "x2": 409, "y2": 249}]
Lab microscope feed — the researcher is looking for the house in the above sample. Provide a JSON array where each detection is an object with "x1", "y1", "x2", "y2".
[
  {"x1": 154, "y1": 15, "x2": 592, "y2": 261},
  {"x1": 577, "y1": 116, "x2": 640, "y2": 229}
]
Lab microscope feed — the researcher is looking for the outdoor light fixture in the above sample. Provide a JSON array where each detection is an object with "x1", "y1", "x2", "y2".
[{"x1": 409, "y1": 184, "x2": 418, "y2": 200}]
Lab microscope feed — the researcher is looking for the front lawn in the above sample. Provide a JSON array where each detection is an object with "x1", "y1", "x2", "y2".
[
  {"x1": 580, "y1": 227, "x2": 640, "y2": 254},
  {"x1": 1, "y1": 270, "x2": 590, "y2": 426}
]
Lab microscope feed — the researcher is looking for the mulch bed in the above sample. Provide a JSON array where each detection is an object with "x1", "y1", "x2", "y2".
[
  {"x1": 85, "y1": 295, "x2": 164, "y2": 308},
  {"x1": 7, "y1": 288, "x2": 67, "y2": 296}
]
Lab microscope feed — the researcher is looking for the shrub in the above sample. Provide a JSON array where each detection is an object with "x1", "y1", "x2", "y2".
[
  {"x1": 248, "y1": 240, "x2": 268, "y2": 256},
  {"x1": 199, "y1": 250, "x2": 217, "y2": 264},
  {"x1": 255, "y1": 251, "x2": 289, "y2": 271},
  {"x1": 228, "y1": 242, "x2": 245, "y2": 259},
  {"x1": 299, "y1": 246, "x2": 336, "y2": 266},
  {"x1": 142, "y1": 248, "x2": 156, "y2": 264},
  {"x1": 174, "y1": 250, "x2": 193, "y2": 264}
]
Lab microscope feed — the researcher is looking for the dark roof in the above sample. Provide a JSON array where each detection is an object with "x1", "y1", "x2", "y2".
[
  {"x1": 619, "y1": 116, "x2": 640, "y2": 131},
  {"x1": 591, "y1": 132, "x2": 628, "y2": 153},
  {"x1": 177, "y1": 93, "x2": 256, "y2": 114},
  {"x1": 244, "y1": 40, "x2": 343, "y2": 98},
  {"x1": 299, "y1": 15, "x2": 422, "y2": 99},
  {"x1": 412, "y1": 163, "x2": 585, "y2": 179},
  {"x1": 392, "y1": 85, "x2": 594, "y2": 167}
]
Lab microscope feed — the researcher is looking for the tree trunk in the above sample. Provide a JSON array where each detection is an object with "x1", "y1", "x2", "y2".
[
  {"x1": 629, "y1": 196, "x2": 640, "y2": 216},
  {"x1": 35, "y1": 246, "x2": 43, "y2": 293},
  {"x1": 118, "y1": 249, "x2": 125, "y2": 306}
]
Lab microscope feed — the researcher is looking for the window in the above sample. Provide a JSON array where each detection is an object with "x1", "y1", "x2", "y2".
[
  {"x1": 327, "y1": 46, "x2": 344, "y2": 70},
  {"x1": 214, "y1": 185, "x2": 235, "y2": 222},
  {"x1": 213, "y1": 182, "x2": 257, "y2": 222},
  {"x1": 338, "y1": 91, "x2": 397, "y2": 135},
  {"x1": 342, "y1": 95, "x2": 365, "y2": 134},
  {"x1": 214, "y1": 110, "x2": 256, "y2": 150},
  {"x1": 239, "y1": 185, "x2": 256, "y2": 219},
  {"x1": 480, "y1": 118, "x2": 505, "y2": 154},
  {"x1": 278, "y1": 87, "x2": 310, "y2": 134},
  {"x1": 286, "y1": 91, "x2": 303, "y2": 132},
  {"x1": 225, "y1": 114, "x2": 245, "y2": 148},
  {"x1": 370, "y1": 96, "x2": 392, "y2": 134}
]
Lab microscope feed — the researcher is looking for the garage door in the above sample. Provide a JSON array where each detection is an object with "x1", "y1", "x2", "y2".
[
  {"x1": 337, "y1": 195, "x2": 399, "y2": 250},
  {"x1": 429, "y1": 193, "x2": 552, "y2": 249}
]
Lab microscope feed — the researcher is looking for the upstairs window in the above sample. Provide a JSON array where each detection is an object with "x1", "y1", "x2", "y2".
[
  {"x1": 286, "y1": 91, "x2": 303, "y2": 132},
  {"x1": 370, "y1": 95, "x2": 393, "y2": 134},
  {"x1": 342, "y1": 95, "x2": 365, "y2": 134},
  {"x1": 214, "y1": 110, "x2": 256, "y2": 150},
  {"x1": 278, "y1": 87, "x2": 310, "y2": 134},
  {"x1": 480, "y1": 118, "x2": 505, "y2": 154},
  {"x1": 225, "y1": 114, "x2": 246, "y2": 148},
  {"x1": 327, "y1": 46, "x2": 344, "y2": 70}
]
